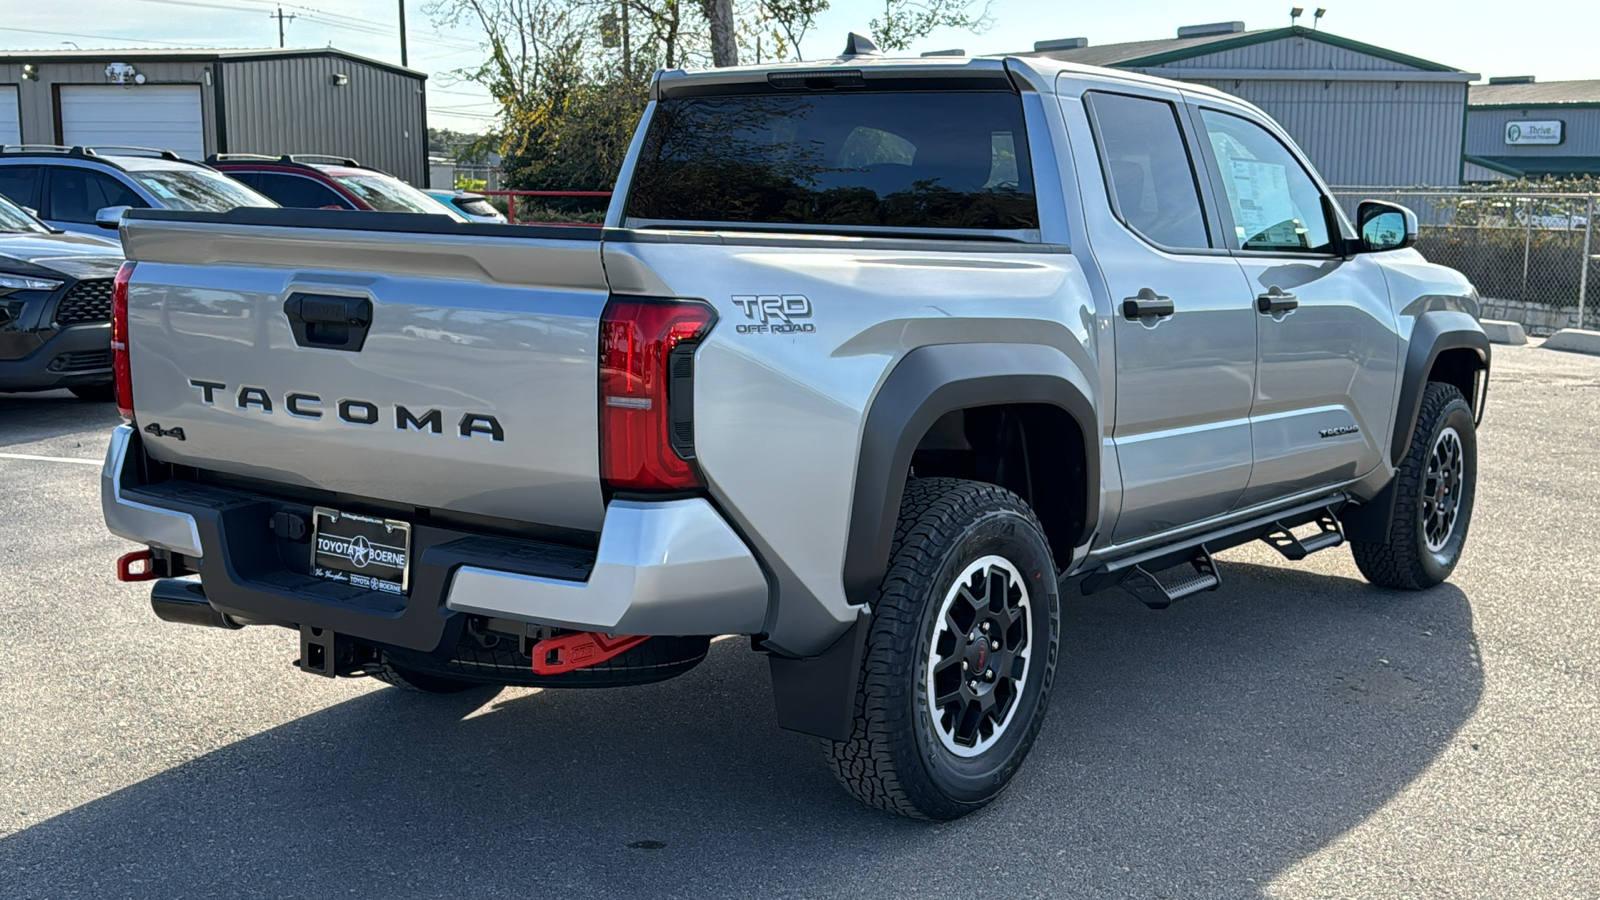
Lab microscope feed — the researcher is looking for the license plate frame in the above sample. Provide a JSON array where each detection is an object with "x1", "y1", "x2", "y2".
[{"x1": 310, "y1": 506, "x2": 412, "y2": 596}]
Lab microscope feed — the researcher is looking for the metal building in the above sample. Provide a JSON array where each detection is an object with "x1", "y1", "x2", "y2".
[
  {"x1": 0, "y1": 48, "x2": 427, "y2": 185},
  {"x1": 1021, "y1": 23, "x2": 1478, "y2": 187},
  {"x1": 1464, "y1": 78, "x2": 1600, "y2": 180}
]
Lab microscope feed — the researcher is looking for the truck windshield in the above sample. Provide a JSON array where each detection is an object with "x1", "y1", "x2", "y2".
[
  {"x1": 626, "y1": 91, "x2": 1038, "y2": 231},
  {"x1": 131, "y1": 169, "x2": 276, "y2": 212}
]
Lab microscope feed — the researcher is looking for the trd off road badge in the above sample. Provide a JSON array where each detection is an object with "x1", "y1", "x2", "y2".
[{"x1": 731, "y1": 294, "x2": 816, "y2": 334}]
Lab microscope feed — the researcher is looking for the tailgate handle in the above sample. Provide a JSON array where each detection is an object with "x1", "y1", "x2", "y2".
[{"x1": 283, "y1": 293, "x2": 373, "y2": 352}]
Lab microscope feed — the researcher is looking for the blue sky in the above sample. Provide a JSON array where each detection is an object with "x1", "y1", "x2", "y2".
[{"x1": 4, "y1": 0, "x2": 1595, "y2": 132}]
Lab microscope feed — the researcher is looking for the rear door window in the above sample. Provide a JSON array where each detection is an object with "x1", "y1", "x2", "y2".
[
  {"x1": 250, "y1": 172, "x2": 354, "y2": 209},
  {"x1": 46, "y1": 168, "x2": 146, "y2": 223},
  {"x1": 625, "y1": 91, "x2": 1038, "y2": 231},
  {"x1": 0, "y1": 166, "x2": 41, "y2": 211},
  {"x1": 1083, "y1": 92, "x2": 1210, "y2": 250}
]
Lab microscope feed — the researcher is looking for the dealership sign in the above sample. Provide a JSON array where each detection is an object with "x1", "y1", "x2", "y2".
[{"x1": 1505, "y1": 121, "x2": 1563, "y2": 145}]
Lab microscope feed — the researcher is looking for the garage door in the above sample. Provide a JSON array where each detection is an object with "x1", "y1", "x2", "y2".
[
  {"x1": 59, "y1": 85, "x2": 204, "y2": 160},
  {"x1": 0, "y1": 86, "x2": 19, "y2": 146}
]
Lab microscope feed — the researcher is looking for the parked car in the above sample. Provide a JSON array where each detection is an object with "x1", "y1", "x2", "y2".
[
  {"x1": 425, "y1": 189, "x2": 507, "y2": 223},
  {"x1": 104, "y1": 45, "x2": 1489, "y2": 820},
  {"x1": 208, "y1": 155, "x2": 470, "y2": 221},
  {"x1": 0, "y1": 190, "x2": 122, "y2": 400},
  {"x1": 0, "y1": 145, "x2": 276, "y2": 238}
]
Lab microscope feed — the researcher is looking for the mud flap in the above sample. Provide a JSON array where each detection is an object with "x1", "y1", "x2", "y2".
[{"x1": 767, "y1": 608, "x2": 870, "y2": 740}]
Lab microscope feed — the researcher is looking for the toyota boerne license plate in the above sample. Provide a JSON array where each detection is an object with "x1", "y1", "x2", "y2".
[{"x1": 311, "y1": 507, "x2": 411, "y2": 595}]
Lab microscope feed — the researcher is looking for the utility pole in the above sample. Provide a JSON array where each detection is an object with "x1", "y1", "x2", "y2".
[
  {"x1": 398, "y1": 0, "x2": 409, "y2": 67},
  {"x1": 269, "y1": 6, "x2": 296, "y2": 48},
  {"x1": 621, "y1": 1, "x2": 630, "y2": 77}
]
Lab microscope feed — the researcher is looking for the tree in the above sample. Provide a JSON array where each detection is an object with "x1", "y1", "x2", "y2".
[
  {"x1": 870, "y1": 0, "x2": 992, "y2": 51},
  {"x1": 700, "y1": 0, "x2": 738, "y2": 66}
]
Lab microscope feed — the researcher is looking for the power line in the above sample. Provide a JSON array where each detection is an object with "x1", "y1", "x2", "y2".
[{"x1": 0, "y1": 25, "x2": 220, "y2": 47}]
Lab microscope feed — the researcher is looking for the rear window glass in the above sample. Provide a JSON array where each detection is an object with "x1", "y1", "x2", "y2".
[
  {"x1": 626, "y1": 92, "x2": 1038, "y2": 231},
  {"x1": 333, "y1": 173, "x2": 464, "y2": 219}
]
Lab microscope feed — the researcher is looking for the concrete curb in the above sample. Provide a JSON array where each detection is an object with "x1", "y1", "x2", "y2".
[
  {"x1": 1542, "y1": 329, "x2": 1600, "y2": 356},
  {"x1": 1480, "y1": 319, "x2": 1528, "y2": 346}
]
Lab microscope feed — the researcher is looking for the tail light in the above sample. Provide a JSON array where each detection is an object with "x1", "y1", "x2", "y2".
[
  {"x1": 111, "y1": 261, "x2": 136, "y2": 419},
  {"x1": 599, "y1": 298, "x2": 716, "y2": 492}
]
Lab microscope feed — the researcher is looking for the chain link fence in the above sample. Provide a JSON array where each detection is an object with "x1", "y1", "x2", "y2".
[{"x1": 1331, "y1": 189, "x2": 1598, "y2": 335}]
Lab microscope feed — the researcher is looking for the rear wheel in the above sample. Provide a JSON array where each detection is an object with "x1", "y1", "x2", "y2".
[
  {"x1": 69, "y1": 384, "x2": 116, "y2": 402},
  {"x1": 826, "y1": 477, "x2": 1060, "y2": 820},
  {"x1": 1351, "y1": 382, "x2": 1478, "y2": 589}
]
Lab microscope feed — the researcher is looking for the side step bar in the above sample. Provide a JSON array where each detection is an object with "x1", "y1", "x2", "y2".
[
  {"x1": 1261, "y1": 507, "x2": 1345, "y2": 561},
  {"x1": 1082, "y1": 545, "x2": 1220, "y2": 610},
  {"x1": 1080, "y1": 496, "x2": 1348, "y2": 608}
]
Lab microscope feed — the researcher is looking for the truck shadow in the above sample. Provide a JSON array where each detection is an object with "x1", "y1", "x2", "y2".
[
  {"x1": 0, "y1": 561, "x2": 1481, "y2": 899},
  {"x1": 0, "y1": 390, "x2": 120, "y2": 450}
]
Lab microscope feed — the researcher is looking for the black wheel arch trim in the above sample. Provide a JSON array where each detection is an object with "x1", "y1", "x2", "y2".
[
  {"x1": 1391, "y1": 311, "x2": 1489, "y2": 466},
  {"x1": 1345, "y1": 314, "x2": 1488, "y2": 545},
  {"x1": 842, "y1": 342, "x2": 1099, "y2": 608}
]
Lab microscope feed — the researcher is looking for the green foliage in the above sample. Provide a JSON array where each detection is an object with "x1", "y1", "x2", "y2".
[{"x1": 453, "y1": 175, "x2": 489, "y2": 191}]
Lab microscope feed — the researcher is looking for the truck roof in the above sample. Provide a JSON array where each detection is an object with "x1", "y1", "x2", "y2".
[{"x1": 652, "y1": 45, "x2": 1241, "y2": 103}]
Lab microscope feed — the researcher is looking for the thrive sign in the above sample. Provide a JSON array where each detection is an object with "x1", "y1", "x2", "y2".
[{"x1": 1505, "y1": 121, "x2": 1563, "y2": 145}]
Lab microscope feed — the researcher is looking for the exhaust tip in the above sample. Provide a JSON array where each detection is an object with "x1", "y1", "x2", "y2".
[{"x1": 150, "y1": 578, "x2": 242, "y2": 630}]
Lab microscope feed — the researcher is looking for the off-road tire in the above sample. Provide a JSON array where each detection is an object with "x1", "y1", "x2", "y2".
[
  {"x1": 1351, "y1": 382, "x2": 1477, "y2": 589},
  {"x1": 378, "y1": 633, "x2": 711, "y2": 689},
  {"x1": 69, "y1": 384, "x2": 116, "y2": 403},
  {"x1": 826, "y1": 477, "x2": 1060, "y2": 820}
]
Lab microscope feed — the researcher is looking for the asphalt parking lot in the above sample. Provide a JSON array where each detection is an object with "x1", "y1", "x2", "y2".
[{"x1": 1, "y1": 341, "x2": 1596, "y2": 899}]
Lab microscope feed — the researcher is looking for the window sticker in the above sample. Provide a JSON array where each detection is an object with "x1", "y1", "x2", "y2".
[{"x1": 1226, "y1": 159, "x2": 1302, "y2": 248}]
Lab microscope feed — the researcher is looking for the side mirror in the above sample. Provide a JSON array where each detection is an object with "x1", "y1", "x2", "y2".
[
  {"x1": 94, "y1": 205, "x2": 132, "y2": 229},
  {"x1": 1356, "y1": 200, "x2": 1417, "y2": 253}
]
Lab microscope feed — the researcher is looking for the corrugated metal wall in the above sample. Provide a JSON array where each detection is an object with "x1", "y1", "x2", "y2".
[
  {"x1": 221, "y1": 54, "x2": 425, "y2": 185},
  {"x1": 1465, "y1": 107, "x2": 1600, "y2": 159},
  {"x1": 1146, "y1": 36, "x2": 1467, "y2": 186},
  {"x1": 1164, "y1": 37, "x2": 1421, "y2": 72},
  {"x1": 1189, "y1": 78, "x2": 1467, "y2": 186},
  {"x1": 0, "y1": 59, "x2": 217, "y2": 153}
]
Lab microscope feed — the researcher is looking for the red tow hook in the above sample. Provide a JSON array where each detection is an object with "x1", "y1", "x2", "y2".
[
  {"x1": 117, "y1": 550, "x2": 159, "y2": 582},
  {"x1": 529, "y1": 631, "x2": 649, "y2": 675}
]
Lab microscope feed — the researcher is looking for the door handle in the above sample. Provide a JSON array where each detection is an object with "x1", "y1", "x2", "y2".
[
  {"x1": 1257, "y1": 287, "x2": 1299, "y2": 314},
  {"x1": 1122, "y1": 288, "x2": 1175, "y2": 321}
]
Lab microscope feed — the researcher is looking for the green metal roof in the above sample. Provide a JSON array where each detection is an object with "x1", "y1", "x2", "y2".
[
  {"x1": 1469, "y1": 80, "x2": 1600, "y2": 108},
  {"x1": 1019, "y1": 26, "x2": 1462, "y2": 73},
  {"x1": 1463, "y1": 154, "x2": 1600, "y2": 178}
]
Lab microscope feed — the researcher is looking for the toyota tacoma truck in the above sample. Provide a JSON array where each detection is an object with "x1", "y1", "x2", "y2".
[{"x1": 102, "y1": 44, "x2": 1489, "y2": 820}]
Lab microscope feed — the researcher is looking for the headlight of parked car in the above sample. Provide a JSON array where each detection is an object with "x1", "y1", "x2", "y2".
[{"x1": 0, "y1": 273, "x2": 64, "y2": 293}]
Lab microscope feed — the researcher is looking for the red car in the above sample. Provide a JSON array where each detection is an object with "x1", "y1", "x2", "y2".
[{"x1": 206, "y1": 154, "x2": 468, "y2": 220}]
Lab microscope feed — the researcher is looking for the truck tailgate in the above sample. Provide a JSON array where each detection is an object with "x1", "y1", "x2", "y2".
[{"x1": 121, "y1": 214, "x2": 608, "y2": 532}]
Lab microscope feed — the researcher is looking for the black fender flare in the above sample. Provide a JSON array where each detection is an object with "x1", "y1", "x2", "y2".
[
  {"x1": 841, "y1": 342, "x2": 1100, "y2": 607},
  {"x1": 1343, "y1": 312, "x2": 1489, "y2": 544},
  {"x1": 1389, "y1": 310, "x2": 1490, "y2": 465}
]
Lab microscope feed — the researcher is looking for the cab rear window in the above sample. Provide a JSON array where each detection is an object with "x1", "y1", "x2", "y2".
[{"x1": 625, "y1": 92, "x2": 1038, "y2": 231}]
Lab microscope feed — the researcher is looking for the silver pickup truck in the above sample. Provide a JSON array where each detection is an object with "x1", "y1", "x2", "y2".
[{"x1": 102, "y1": 48, "x2": 1489, "y2": 820}]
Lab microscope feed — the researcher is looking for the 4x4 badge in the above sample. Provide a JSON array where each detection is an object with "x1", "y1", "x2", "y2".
[{"x1": 143, "y1": 423, "x2": 186, "y2": 441}]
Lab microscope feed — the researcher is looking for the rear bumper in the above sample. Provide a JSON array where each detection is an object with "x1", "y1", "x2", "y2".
[
  {"x1": 101, "y1": 425, "x2": 771, "y2": 651},
  {"x1": 0, "y1": 324, "x2": 112, "y2": 391},
  {"x1": 446, "y1": 500, "x2": 769, "y2": 635}
]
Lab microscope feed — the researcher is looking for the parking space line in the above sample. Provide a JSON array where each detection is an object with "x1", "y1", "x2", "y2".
[{"x1": 0, "y1": 452, "x2": 102, "y2": 467}]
